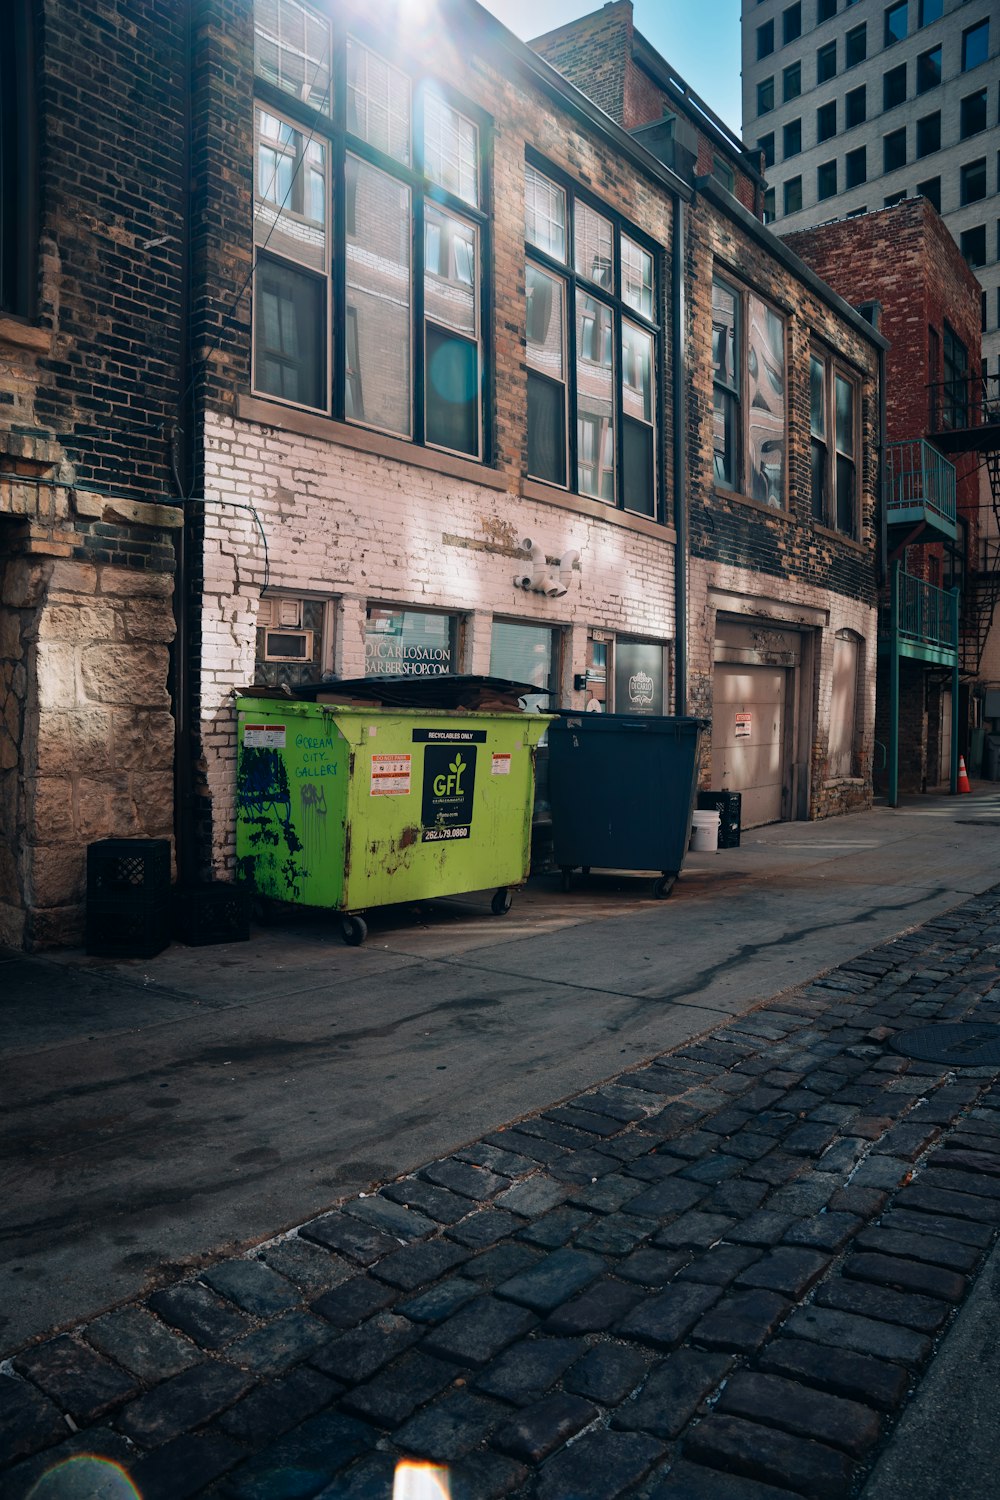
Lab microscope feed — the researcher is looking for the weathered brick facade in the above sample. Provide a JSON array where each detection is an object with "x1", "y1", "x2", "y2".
[
  {"x1": 786, "y1": 201, "x2": 985, "y2": 793},
  {"x1": 0, "y1": 1, "x2": 185, "y2": 947}
]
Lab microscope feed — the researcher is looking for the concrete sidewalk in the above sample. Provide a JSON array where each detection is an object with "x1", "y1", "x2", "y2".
[
  {"x1": 4, "y1": 789, "x2": 1000, "y2": 1357},
  {"x1": 5, "y1": 792, "x2": 1000, "y2": 1494}
]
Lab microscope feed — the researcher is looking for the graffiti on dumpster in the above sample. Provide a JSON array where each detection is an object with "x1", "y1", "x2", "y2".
[
  {"x1": 236, "y1": 745, "x2": 305, "y2": 897},
  {"x1": 421, "y1": 745, "x2": 477, "y2": 841}
]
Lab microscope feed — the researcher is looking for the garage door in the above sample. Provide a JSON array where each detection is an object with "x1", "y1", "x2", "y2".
[{"x1": 712, "y1": 663, "x2": 788, "y2": 828}]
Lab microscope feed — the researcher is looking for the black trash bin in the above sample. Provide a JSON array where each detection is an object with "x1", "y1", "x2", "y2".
[{"x1": 547, "y1": 713, "x2": 705, "y2": 899}]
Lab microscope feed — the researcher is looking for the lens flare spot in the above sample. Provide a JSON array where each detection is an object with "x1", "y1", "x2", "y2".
[
  {"x1": 27, "y1": 1456, "x2": 141, "y2": 1500},
  {"x1": 393, "y1": 1459, "x2": 451, "y2": 1500}
]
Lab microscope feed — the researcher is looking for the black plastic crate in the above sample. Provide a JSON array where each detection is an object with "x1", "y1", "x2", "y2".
[
  {"x1": 697, "y1": 791, "x2": 742, "y2": 849},
  {"x1": 87, "y1": 839, "x2": 171, "y2": 902},
  {"x1": 173, "y1": 883, "x2": 251, "y2": 946},
  {"x1": 85, "y1": 898, "x2": 171, "y2": 959}
]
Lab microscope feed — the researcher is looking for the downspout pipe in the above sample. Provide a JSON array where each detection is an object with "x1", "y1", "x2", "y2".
[
  {"x1": 672, "y1": 193, "x2": 687, "y2": 717},
  {"x1": 171, "y1": 0, "x2": 197, "y2": 886},
  {"x1": 951, "y1": 586, "x2": 960, "y2": 795}
]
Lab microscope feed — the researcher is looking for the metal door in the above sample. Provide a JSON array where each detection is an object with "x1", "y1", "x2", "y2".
[{"x1": 711, "y1": 663, "x2": 790, "y2": 828}]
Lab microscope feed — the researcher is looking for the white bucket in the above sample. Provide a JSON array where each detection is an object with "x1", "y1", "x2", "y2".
[{"x1": 690, "y1": 808, "x2": 720, "y2": 852}]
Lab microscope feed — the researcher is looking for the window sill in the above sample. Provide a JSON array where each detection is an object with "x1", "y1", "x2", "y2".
[
  {"x1": 236, "y1": 395, "x2": 509, "y2": 491},
  {"x1": 814, "y1": 521, "x2": 866, "y2": 552},
  {"x1": 0, "y1": 315, "x2": 52, "y2": 354},
  {"x1": 713, "y1": 486, "x2": 793, "y2": 522},
  {"x1": 520, "y1": 477, "x2": 676, "y2": 543}
]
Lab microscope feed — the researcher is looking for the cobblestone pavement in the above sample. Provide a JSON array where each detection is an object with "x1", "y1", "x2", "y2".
[{"x1": 5, "y1": 887, "x2": 1000, "y2": 1500}]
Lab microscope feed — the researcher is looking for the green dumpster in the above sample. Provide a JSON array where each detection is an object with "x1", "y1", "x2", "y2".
[{"x1": 235, "y1": 697, "x2": 551, "y2": 944}]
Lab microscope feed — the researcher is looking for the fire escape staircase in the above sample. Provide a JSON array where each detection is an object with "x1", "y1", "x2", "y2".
[{"x1": 927, "y1": 375, "x2": 1000, "y2": 678}]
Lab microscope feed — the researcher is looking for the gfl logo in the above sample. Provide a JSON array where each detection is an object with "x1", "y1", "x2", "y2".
[{"x1": 433, "y1": 752, "x2": 467, "y2": 797}]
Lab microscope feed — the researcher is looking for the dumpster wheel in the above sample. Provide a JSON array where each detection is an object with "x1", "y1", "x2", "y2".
[
  {"x1": 491, "y1": 887, "x2": 512, "y2": 916},
  {"x1": 653, "y1": 874, "x2": 676, "y2": 900},
  {"x1": 340, "y1": 914, "x2": 368, "y2": 946}
]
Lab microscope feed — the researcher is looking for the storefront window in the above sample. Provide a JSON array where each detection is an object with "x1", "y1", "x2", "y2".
[
  {"x1": 614, "y1": 639, "x2": 666, "y2": 716},
  {"x1": 489, "y1": 620, "x2": 558, "y2": 712},
  {"x1": 365, "y1": 606, "x2": 457, "y2": 675}
]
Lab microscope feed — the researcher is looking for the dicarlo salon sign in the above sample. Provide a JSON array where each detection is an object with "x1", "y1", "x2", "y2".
[{"x1": 365, "y1": 639, "x2": 452, "y2": 676}]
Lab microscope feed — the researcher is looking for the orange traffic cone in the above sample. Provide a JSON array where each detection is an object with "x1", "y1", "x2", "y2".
[{"x1": 957, "y1": 755, "x2": 971, "y2": 794}]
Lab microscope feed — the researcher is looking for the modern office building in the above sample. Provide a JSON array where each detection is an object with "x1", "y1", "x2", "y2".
[{"x1": 741, "y1": 0, "x2": 1000, "y2": 376}]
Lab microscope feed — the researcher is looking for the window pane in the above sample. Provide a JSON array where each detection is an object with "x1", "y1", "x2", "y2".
[
  {"x1": 622, "y1": 320, "x2": 653, "y2": 425},
  {"x1": 254, "y1": 255, "x2": 326, "y2": 409},
  {"x1": 575, "y1": 201, "x2": 614, "y2": 290},
  {"x1": 817, "y1": 41, "x2": 837, "y2": 82},
  {"x1": 835, "y1": 374, "x2": 854, "y2": 455},
  {"x1": 425, "y1": 205, "x2": 477, "y2": 337},
  {"x1": 747, "y1": 296, "x2": 785, "y2": 508},
  {"x1": 810, "y1": 355, "x2": 826, "y2": 436},
  {"x1": 758, "y1": 76, "x2": 775, "y2": 113},
  {"x1": 784, "y1": 119, "x2": 802, "y2": 158},
  {"x1": 818, "y1": 101, "x2": 837, "y2": 140},
  {"x1": 254, "y1": 0, "x2": 331, "y2": 113},
  {"x1": 962, "y1": 20, "x2": 989, "y2": 71},
  {"x1": 885, "y1": 1, "x2": 908, "y2": 47},
  {"x1": 960, "y1": 158, "x2": 987, "y2": 205},
  {"x1": 916, "y1": 45, "x2": 941, "y2": 93},
  {"x1": 527, "y1": 371, "x2": 566, "y2": 486},
  {"x1": 783, "y1": 62, "x2": 801, "y2": 101},
  {"x1": 525, "y1": 166, "x2": 567, "y2": 261},
  {"x1": 254, "y1": 109, "x2": 327, "y2": 270},
  {"x1": 623, "y1": 420, "x2": 655, "y2": 516},
  {"x1": 846, "y1": 23, "x2": 866, "y2": 66},
  {"x1": 919, "y1": 0, "x2": 942, "y2": 23},
  {"x1": 712, "y1": 281, "x2": 738, "y2": 390},
  {"x1": 818, "y1": 159, "x2": 838, "y2": 198},
  {"x1": 622, "y1": 235, "x2": 654, "y2": 318},
  {"x1": 960, "y1": 88, "x2": 987, "y2": 137},
  {"x1": 425, "y1": 325, "x2": 478, "y2": 454},
  {"x1": 365, "y1": 607, "x2": 456, "y2": 676},
  {"x1": 916, "y1": 111, "x2": 940, "y2": 156},
  {"x1": 576, "y1": 292, "x2": 615, "y2": 500},
  {"x1": 884, "y1": 128, "x2": 906, "y2": 172},
  {"x1": 759, "y1": 132, "x2": 776, "y2": 169},
  {"x1": 846, "y1": 145, "x2": 866, "y2": 187},
  {"x1": 714, "y1": 388, "x2": 738, "y2": 488},
  {"x1": 784, "y1": 175, "x2": 802, "y2": 213},
  {"x1": 811, "y1": 437, "x2": 827, "y2": 520},
  {"x1": 424, "y1": 91, "x2": 478, "y2": 206},
  {"x1": 346, "y1": 37, "x2": 411, "y2": 164},
  {"x1": 346, "y1": 155, "x2": 411, "y2": 435},
  {"x1": 916, "y1": 175, "x2": 940, "y2": 211},
  {"x1": 784, "y1": 3, "x2": 802, "y2": 44},
  {"x1": 526, "y1": 263, "x2": 564, "y2": 378},
  {"x1": 845, "y1": 85, "x2": 866, "y2": 126},
  {"x1": 883, "y1": 64, "x2": 906, "y2": 110},
  {"x1": 490, "y1": 621, "x2": 555, "y2": 713},
  {"x1": 836, "y1": 455, "x2": 856, "y2": 535}
]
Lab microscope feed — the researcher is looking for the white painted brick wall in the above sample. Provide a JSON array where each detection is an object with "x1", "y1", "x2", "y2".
[{"x1": 200, "y1": 412, "x2": 678, "y2": 870}]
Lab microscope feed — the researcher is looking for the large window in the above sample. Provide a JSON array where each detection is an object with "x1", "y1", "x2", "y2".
[
  {"x1": 365, "y1": 606, "x2": 458, "y2": 676},
  {"x1": 960, "y1": 89, "x2": 988, "y2": 137},
  {"x1": 489, "y1": 620, "x2": 559, "y2": 714},
  {"x1": 883, "y1": 64, "x2": 907, "y2": 110},
  {"x1": 961, "y1": 158, "x2": 987, "y2": 205},
  {"x1": 784, "y1": 4, "x2": 802, "y2": 44},
  {"x1": 943, "y1": 323, "x2": 968, "y2": 427},
  {"x1": 962, "y1": 19, "x2": 990, "y2": 71},
  {"x1": 817, "y1": 101, "x2": 837, "y2": 141},
  {"x1": 845, "y1": 84, "x2": 867, "y2": 127},
  {"x1": 845, "y1": 23, "x2": 867, "y2": 66},
  {"x1": 818, "y1": 158, "x2": 838, "y2": 198},
  {"x1": 916, "y1": 111, "x2": 941, "y2": 157},
  {"x1": 251, "y1": 5, "x2": 488, "y2": 460},
  {"x1": 785, "y1": 175, "x2": 803, "y2": 214},
  {"x1": 0, "y1": 0, "x2": 36, "y2": 317},
  {"x1": 784, "y1": 119, "x2": 802, "y2": 158},
  {"x1": 525, "y1": 161, "x2": 661, "y2": 518},
  {"x1": 884, "y1": 128, "x2": 907, "y2": 173},
  {"x1": 784, "y1": 62, "x2": 802, "y2": 101},
  {"x1": 817, "y1": 40, "x2": 837, "y2": 82},
  {"x1": 712, "y1": 276, "x2": 786, "y2": 509},
  {"x1": 916, "y1": 45, "x2": 941, "y2": 93},
  {"x1": 846, "y1": 146, "x2": 867, "y2": 188},
  {"x1": 810, "y1": 350, "x2": 859, "y2": 538},
  {"x1": 885, "y1": 1, "x2": 908, "y2": 47}
]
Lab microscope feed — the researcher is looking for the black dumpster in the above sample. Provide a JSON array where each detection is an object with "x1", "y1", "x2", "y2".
[{"x1": 547, "y1": 713, "x2": 705, "y2": 898}]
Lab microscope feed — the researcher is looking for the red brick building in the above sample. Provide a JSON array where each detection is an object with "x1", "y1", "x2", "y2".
[{"x1": 787, "y1": 200, "x2": 989, "y2": 796}]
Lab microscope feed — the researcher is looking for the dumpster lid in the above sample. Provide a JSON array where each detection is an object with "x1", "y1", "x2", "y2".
[{"x1": 239, "y1": 675, "x2": 552, "y2": 712}]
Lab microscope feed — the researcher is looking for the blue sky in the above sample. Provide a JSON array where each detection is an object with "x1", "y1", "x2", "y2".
[{"x1": 482, "y1": 0, "x2": 745, "y2": 136}]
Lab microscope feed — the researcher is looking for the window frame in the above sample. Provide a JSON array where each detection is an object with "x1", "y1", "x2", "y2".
[
  {"x1": 884, "y1": 1, "x2": 908, "y2": 48},
  {"x1": 817, "y1": 100, "x2": 837, "y2": 142},
  {"x1": 0, "y1": 0, "x2": 38, "y2": 318},
  {"x1": 783, "y1": 3, "x2": 802, "y2": 45},
  {"x1": 810, "y1": 347, "x2": 860, "y2": 540},
  {"x1": 250, "y1": 6, "x2": 492, "y2": 463},
  {"x1": 784, "y1": 175, "x2": 803, "y2": 213},
  {"x1": 524, "y1": 153, "x2": 664, "y2": 521},
  {"x1": 783, "y1": 118, "x2": 802, "y2": 158},
  {"x1": 961, "y1": 19, "x2": 990, "y2": 72},
  {"x1": 883, "y1": 126, "x2": 907, "y2": 173},
  {"x1": 883, "y1": 62, "x2": 907, "y2": 111},
  {"x1": 845, "y1": 23, "x2": 867, "y2": 67},
  {"x1": 816, "y1": 39, "x2": 837, "y2": 83},
  {"x1": 817, "y1": 158, "x2": 838, "y2": 199},
  {"x1": 916, "y1": 44, "x2": 942, "y2": 94},
  {"x1": 845, "y1": 84, "x2": 867, "y2": 127},
  {"x1": 783, "y1": 61, "x2": 802, "y2": 101},
  {"x1": 845, "y1": 145, "x2": 867, "y2": 188},
  {"x1": 915, "y1": 110, "x2": 940, "y2": 157},
  {"x1": 712, "y1": 271, "x2": 788, "y2": 511},
  {"x1": 960, "y1": 88, "x2": 988, "y2": 137}
]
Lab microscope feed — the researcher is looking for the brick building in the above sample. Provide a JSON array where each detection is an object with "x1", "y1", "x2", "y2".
[
  {"x1": 532, "y1": 2, "x2": 885, "y2": 824},
  {"x1": 0, "y1": 0, "x2": 184, "y2": 948},
  {"x1": 0, "y1": 0, "x2": 885, "y2": 948},
  {"x1": 786, "y1": 199, "x2": 998, "y2": 797}
]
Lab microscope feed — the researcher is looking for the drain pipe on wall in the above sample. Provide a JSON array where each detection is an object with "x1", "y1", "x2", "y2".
[
  {"x1": 672, "y1": 193, "x2": 688, "y2": 717},
  {"x1": 170, "y1": 0, "x2": 198, "y2": 887}
]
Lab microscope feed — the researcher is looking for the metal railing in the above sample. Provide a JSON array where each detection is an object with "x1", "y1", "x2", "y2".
[
  {"x1": 929, "y1": 372, "x2": 1000, "y2": 433},
  {"x1": 883, "y1": 438, "x2": 957, "y2": 531},
  {"x1": 887, "y1": 567, "x2": 959, "y2": 653}
]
